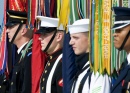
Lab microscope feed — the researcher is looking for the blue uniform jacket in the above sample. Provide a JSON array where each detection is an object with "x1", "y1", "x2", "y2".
[{"x1": 111, "y1": 59, "x2": 130, "y2": 93}]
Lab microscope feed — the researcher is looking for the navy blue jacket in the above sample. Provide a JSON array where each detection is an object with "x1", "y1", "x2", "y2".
[{"x1": 111, "y1": 59, "x2": 130, "y2": 93}]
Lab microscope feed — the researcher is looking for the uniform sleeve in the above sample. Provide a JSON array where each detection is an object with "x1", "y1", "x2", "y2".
[{"x1": 21, "y1": 52, "x2": 32, "y2": 93}]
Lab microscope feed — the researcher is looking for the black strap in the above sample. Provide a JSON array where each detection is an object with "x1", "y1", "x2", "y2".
[
  {"x1": 71, "y1": 79, "x2": 76, "y2": 93},
  {"x1": 43, "y1": 30, "x2": 57, "y2": 52},
  {"x1": 88, "y1": 72, "x2": 92, "y2": 88},
  {"x1": 75, "y1": 64, "x2": 90, "y2": 79},
  {"x1": 119, "y1": 31, "x2": 130, "y2": 51},
  {"x1": 71, "y1": 64, "x2": 90, "y2": 93},
  {"x1": 78, "y1": 69, "x2": 91, "y2": 93},
  {"x1": 11, "y1": 23, "x2": 23, "y2": 43}
]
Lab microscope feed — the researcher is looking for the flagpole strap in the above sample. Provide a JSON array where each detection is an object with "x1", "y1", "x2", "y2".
[
  {"x1": 44, "y1": 0, "x2": 50, "y2": 17},
  {"x1": 40, "y1": 0, "x2": 44, "y2": 15},
  {"x1": 93, "y1": 0, "x2": 99, "y2": 73},
  {"x1": 0, "y1": 0, "x2": 7, "y2": 74},
  {"x1": 92, "y1": 0, "x2": 111, "y2": 75},
  {"x1": 50, "y1": 0, "x2": 55, "y2": 17},
  {"x1": 122, "y1": 0, "x2": 129, "y2": 7},
  {"x1": 27, "y1": 0, "x2": 31, "y2": 27},
  {"x1": 37, "y1": 0, "x2": 41, "y2": 15},
  {"x1": 57, "y1": 0, "x2": 61, "y2": 17},
  {"x1": 102, "y1": 0, "x2": 111, "y2": 75},
  {"x1": 90, "y1": 0, "x2": 95, "y2": 68},
  {"x1": 76, "y1": 0, "x2": 84, "y2": 19},
  {"x1": 72, "y1": 0, "x2": 77, "y2": 22},
  {"x1": 86, "y1": 0, "x2": 90, "y2": 18},
  {"x1": 98, "y1": 0, "x2": 102, "y2": 74}
]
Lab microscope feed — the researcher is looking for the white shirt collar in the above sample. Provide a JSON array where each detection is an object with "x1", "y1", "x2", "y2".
[
  {"x1": 127, "y1": 53, "x2": 130, "y2": 64},
  {"x1": 17, "y1": 42, "x2": 28, "y2": 54}
]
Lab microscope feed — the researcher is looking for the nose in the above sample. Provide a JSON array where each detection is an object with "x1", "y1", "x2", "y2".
[
  {"x1": 6, "y1": 29, "x2": 9, "y2": 33},
  {"x1": 69, "y1": 39, "x2": 74, "y2": 45},
  {"x1": 38, "y1": 35, "x2": 43, "y2": 41},
  {"x1": 113, "y1": 32, "x2": 117, "y2": 37}
]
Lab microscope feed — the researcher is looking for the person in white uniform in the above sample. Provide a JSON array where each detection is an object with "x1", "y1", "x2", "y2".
[
  {"x1": 68, "y1": 19, "x2": 90, "y2": 93},
  {"x1": 68, "y1": 19, "x2": 111, "y2": 93}
]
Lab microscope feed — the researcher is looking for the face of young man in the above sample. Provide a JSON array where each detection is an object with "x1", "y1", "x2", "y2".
[
  {"x1": 38, "y1": 31, "x2": 58, "y2": 54},
  {"x1": 6, "y1": 24, "x2": 21, "y2": 44},
  {"x1": 113, "y1": 25, "x2": 130, "y2": 53},
  {"x1": 69, "y1": 32, "x2": 89, "y2": 55}
]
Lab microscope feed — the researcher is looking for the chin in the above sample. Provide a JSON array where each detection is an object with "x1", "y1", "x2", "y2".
[
  {"x1": 74, "y1": 51, "x2": 82, "y2": 55},
  {"x1": 114, "y1": 45, "x2": 120, "y2": 49},
  {"x1": 8, "y1": 39, "x2": 11, "y2": 42},
  {"x1": 74, "y1": 52, "x2": 78, "y2": 55},
  {"x1": 41, "y1": 48, "x2": 45, "y2": 51}
]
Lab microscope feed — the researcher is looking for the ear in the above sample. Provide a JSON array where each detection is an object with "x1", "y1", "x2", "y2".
[
  {"x1": 129, "y1": 24, "x2": 130, "y2": 30},
  {"x1": 21, "y1": 25, "x2": 27, "y2": 36},
  {"x1": 56, "y1": 31, "x2": 64, "y2": 42}
]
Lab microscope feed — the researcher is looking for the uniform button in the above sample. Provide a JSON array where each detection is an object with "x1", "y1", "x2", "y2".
[
  {"x1": 0, "y1": 86, "x2": 1, "y2": 88},
  {"x1": 50, "y1": 56, "x2": 52, "y2": 59},
  {"x1": 11, "y1": 82, "x2": 13, "y2": 85},
  {"x1": 42, "y1": 87, "x2": 44, "y2": 90},
  {"x1": 43, "y1": 78, "x2": 45, "y2": 81},
  {"x1": 21, "y1": 20, "x2": 24, "y2": 23},
  {"x1": 45, "y1": 70, "x2": 47, "y2": 73},
  {"x1": 126, "y1": 90, "x2": 129, "y2": 93},
  {"x1": 16, "y1": 72, "x2": 17, "y2": 74},
  {"x1": 48, "y1": 63, "x2": 50, "y2": 66}
]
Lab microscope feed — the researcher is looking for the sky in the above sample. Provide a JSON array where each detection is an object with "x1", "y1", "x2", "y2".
[{"x1": 0, "y1": 0, "x2": 4, "y2": 36}]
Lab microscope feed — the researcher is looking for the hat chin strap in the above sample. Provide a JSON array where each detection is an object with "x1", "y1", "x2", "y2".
[
  {"x1": 43, "y1": 30, "x2": 57, "y2": 52},
  {"x1": 11, "y1": 23, "x2": 23, "y2": 43},
  {"x1": 118, "y1": 30, "x2": 130, "y2": 51}
]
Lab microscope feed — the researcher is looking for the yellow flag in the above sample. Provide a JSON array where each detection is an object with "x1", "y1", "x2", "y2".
[
  {"x1": 102, "y1": 0, "x2": 111, "y2": 75},
  {"x1": 58, "y1": 0, "x2": 70, "y2": 30},
  {"x1": 94, "y1": 0, "x2": 99, "y2": 73}
]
